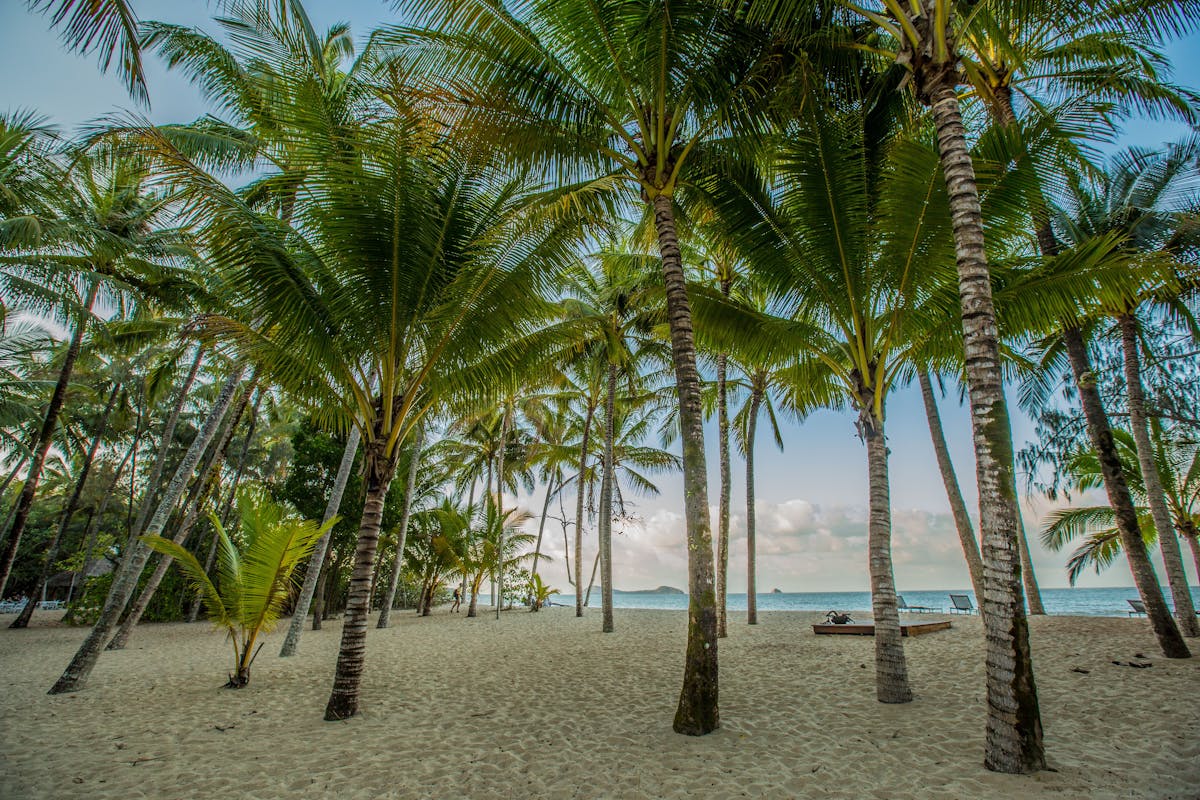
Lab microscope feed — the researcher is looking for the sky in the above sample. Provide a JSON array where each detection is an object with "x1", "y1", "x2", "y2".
[{"x1": 3, "y1": 0, "x2": 1199, "y2": 594}]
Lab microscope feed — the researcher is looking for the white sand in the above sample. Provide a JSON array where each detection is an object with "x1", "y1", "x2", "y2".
[{"x1": 1, "y1": 608, "x2": 1197, "y2": 799}]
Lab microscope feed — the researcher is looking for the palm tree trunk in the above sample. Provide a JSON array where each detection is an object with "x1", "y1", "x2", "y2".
[
  {"x1": 583, "y1": 549, "x2": 600, "y2": 606},
  {"x1": 312, "y1": 553, "x2": 332, "y2": 629},
  {"x1": 1118, "y1": 314, "x2": 1200, "y2": 636},
  {"x1": 716, "y1": 331, "x2": 731, "y2": 638},
  {"x1": 925, "y1": 81, "x2": 1043, "y2": 771},
  {"x1": 107, "y1": 376, "x2": 253, "y2": 649},
  {"x1": 324, "y1": 433, "x2": 398, "y2": 721},
  {"x1": 600, "y1": 361, "x2": 617, "y2": 633},
  {"x1": 1015, "y1": 515, "x2": 1045, "y2": 615},
  {"x1": 1183, "y1": 523, "x2": 1200, "y2": 583},
  {"x1": 378, "y1": 425, "x2": 424, "y2": 629},
  {"x1": 861, "y1": 407, "x2": 912, "y2": 703},
  {"x1": 127, "y1": 345, "x2": 205, "y2": 546},
  {"x1": 574, "y1": 404, "x2": 595, "y2": 617},
  {"x1": 917, "y1": 370, "x2": 986, "y2": 598},
  {"x1": 651, "y1": 192, "x2": 717, "y2": 736},
  {"x1": 746, "y1": 388, "x2": 762, "y2": 625},
  {"x1": 49, "y1": 366, "x2": 246, "y2": 695},
  {"x1": 495, "y1": 407, "x2": 510, "y2": 619},
  {"x1": 0, "y1": 454, "x2": 30, "y2": 515},
  {"x1": 66, "y1": 440, "x2": 135, "y2": 610},
  {"x1": 531, "y1": 474, "x2": 557, "y2": 580},
  {"x1": 280, "y1": 426, "x2": 361, "y2": 656},
  {"x1": 11, "y1": 383, "x2": 121, "y2": 629},
  {"x1": 1062, "y1": 326, "x2": 1188, "y2": 656},
  {"x1": 0, "y1": 283, "x2": 98, "y2": 598}
]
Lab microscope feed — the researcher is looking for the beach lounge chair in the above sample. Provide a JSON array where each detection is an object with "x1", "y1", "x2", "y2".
[
  {"x1": 1127, "y1": 599, "x2": 1146, "y2": 616},
  {"x1": 897, "y1": 595, "x2": 937, "y2": 613},
  {"x1": 948, "y1": 594, "x2": 975, "y2": 614}
]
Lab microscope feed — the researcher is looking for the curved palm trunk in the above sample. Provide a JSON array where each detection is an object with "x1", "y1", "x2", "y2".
[
  {"x1": 1118, "y1": 315, "x2": 1200, "y2": 636},
  {"x1": 11, "y1": 383, "x2": 120, "y2": 629},
  {"x1": 574, "y1": 404, "x2": 595, "y2": 617},
  {"x1": 600, "y1": 362, "x2": 617, "y2": 633},
  {"x1": 1062, "y1": 326, "x2": 1188, "y2": 656},
  {"x1": 324, "y1": 434, "x2": 398, "y2": 721},
  {"x1": 1015, "y1": 515, "x2": 1045, "y2": 615},
  {"x1": 862, "y1": 407, "x2": 912, "y2": 703},
  {"x1": 925, "y1": 82, "x2": 1044, "y2": 771},
  {"x1": 716, "y1": 347, "x2": 731, "y2": 638},
  {"x1": 651, "y1": 193, "x2": 717, "y2": 736},
  {"x1": 746, "y1": 388, "x2": 762, "y2": 625},
  {"x1": 128, "y1": 345, "x2": 205, "y2": 545},
  {"x1": 49, "y1": 366, "x2": 246, "y2": 695},
  {"x1": 0, "y1": 283, "x2": 98, "y2": 598},
  {"x1": 66, "y1": 441, "x2": 135, "y2": 611},
  {"x1": 1182, "y1": 520, "x2": 1200, "y2": 581},
  {"x1": 107, "y1": 378, "x2": 252, "y2": 649},
  {"x1": 530, "y1": 474, "x2": 558, "y2": 580},
  {"x1": 917, "y1": 370, "x2": 986, "y2": 598},
  {"x1": 378, "y1": 426, "x2": 424, "y2": 629},
  {"x1": 280, "y1": 426, "x2": 361, "y2": 656}
]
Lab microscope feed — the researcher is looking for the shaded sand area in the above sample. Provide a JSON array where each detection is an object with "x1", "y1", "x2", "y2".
[{"x1": 2, "y1": 608, "x2": 1197, "y2": 799}]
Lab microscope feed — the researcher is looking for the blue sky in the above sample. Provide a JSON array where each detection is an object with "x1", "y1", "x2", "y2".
[{"x1": 3, "y1": 1, "x2": 1198, "y2": 593}]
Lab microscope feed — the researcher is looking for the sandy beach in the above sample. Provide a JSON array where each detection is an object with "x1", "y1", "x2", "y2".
[{"x1": 1, "y1": 608, "x2": 1197, "y2": 799}]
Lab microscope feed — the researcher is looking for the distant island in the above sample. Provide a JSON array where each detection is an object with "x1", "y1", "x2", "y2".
[
  {"x1": 772, "y1": 588, "x2": 783, "y2": 594},
  {"x1": 612, "y1": 585, "x2": 685, "y2": 595}
]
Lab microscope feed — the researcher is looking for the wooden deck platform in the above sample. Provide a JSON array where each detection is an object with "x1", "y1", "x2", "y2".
[{"x1": 812, "y1": 619, "x2": 952, "y2": 637}]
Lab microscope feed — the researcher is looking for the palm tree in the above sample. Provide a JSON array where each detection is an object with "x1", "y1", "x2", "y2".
[
  {"x1": 142, "y1": 488, "x2": 334, "y2": 687},
  {"x1": 394, "y1": 0, "x2": 798, "y2": 733}
]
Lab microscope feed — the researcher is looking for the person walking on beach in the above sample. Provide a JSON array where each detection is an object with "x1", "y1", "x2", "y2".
[{"x1": 451, "y1": 588, "x2": 461, "y2": 613}]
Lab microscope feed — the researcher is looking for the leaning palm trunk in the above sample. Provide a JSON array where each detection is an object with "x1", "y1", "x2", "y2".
[
  {"x1": 66, "y1": 442, "x2": 134, "y2": 611},
  {"x1": 1015, "y1": 516, "x2": 1045, "y2": 615},
  {"x1": 12, "y1": 383, "x2": 119, "y2": 629},
  {"x1": 917, "y1": 371, "x2": 986, "y2": 599},
  {"x1": 651, "y1": 193, "x2": 718, "y2": 735},
  {"x1": 128, "y1": 344, "x2": 206, "y2": 545},
  {"x1": 0, "y1": 283, "x2": 98, "y2": 598},
  {"x1": 716, "y1": 350, "x2": 731, "y2": 639},
  {"x1": 49, "y1": 366, "x2": 246, "y2": 695},
  {"x1": 106, "y1": 377, "x2": 252, "y2": 650},
  {"x1": 861, "y1": 405, "x2": 912, "y2": 703},
  {"x1": 530, "y1": 474, "x2": 558, "y2": 580},
  {"x1": 378, "y1": 426, "x2": 424, "y2": 629},
  {"x1": 280, "y1": 426, "x2": 361, "y2": 657},
  {"x1": 746, "y1": 388, "x2": 762, "y2": 625},
  {"x1": 1062, "y1": 327, "x2": 1188, "y2": 656},
  {"x1": 324, "y1": 435, "x2": 398, "y2": 721},
  {"x1": 574, "y1": 404, "x2": 595, "y2": 617},
  {"x1": 599, "y1": 362, "x2": 617, "y2": 633},
  {"x1": 1118, "y1": 315, "x2": 1199, "y2": 636},
  {"x1": 923, "y1": 78, "x2": 1043, "y2": 771},
  {"x1": 495, "y1": 409, "x2": 510, "y2": 619}
]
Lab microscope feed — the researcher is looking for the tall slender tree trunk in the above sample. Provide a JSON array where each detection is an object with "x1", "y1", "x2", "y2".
[
  {"x1": 495, "y1": 407, "x2": 510, "y2": 619},
  {"x1": 107, "y1": 376, "x2": 253, "y2": 649},
  {"x1": 66, "y1": 440, "x2": 134, "y2": 610},
  {"x1": 49, "y1": 366, "x2": 246, "y2": 695},
  {"x1": 923, "y1": 79, "x2": 1043, "y2": 771},
  {"x1": 127, "y1": 345, "x2": 205, "y2": 546},
  {"x1": 324, "y1": 433, "x2": 398, "y2": 721},
  {"x1": 1118, "y1": 314, "x2": 1200, "y2": 636},
  {"x1": 312, "y1": 553, "x2": 332, "y2": 629},
  {"x1": 1182, "y1": 523, "x2": 1200, "y2": 583},
  {"x1": 378, "y1": 425, "x2": 423, "y2": 629},
  {"x1": 599, "y1": 362, "x2": 617, "y2": 633},
  {"x1": 1062, "y1": 326, "x2": 1188, "y2": 656},
  {"x1": 0, "y1": 283, "x2": 98, "y2": 598},
  {"x1": 12, "y1": 383, "x2": 120, "y2": 629},
  {"x1": 0, "y1": 454, "x2": 30, "y2": 518},
  {"x1": 860, "y1": 401, "x2": 912, "y2": 703},
  {"x1": 917, "y1": 370, "x2": 986, "y2": 598},
  {"x1": 574, "y1": 404, "x2": 595, "y2": 617},
  {"x1": 746, "y1": 388, "x2": 762, "y2": 625},
  {"x1": 651, "y1": 192, "x2": 717, "y2": 736},
  {"x1": 715, "y1": 275, "x2": 732, "y2": 638},
  {"x1": 281, "y1": 426, "x2": 361, "y2": 656},
  {"x1": 1015, "y1": 515, "x2": 1045, "y2": 615},
  {"x1": 530, "y1": 474, "x2": 557, "y2": 580}
]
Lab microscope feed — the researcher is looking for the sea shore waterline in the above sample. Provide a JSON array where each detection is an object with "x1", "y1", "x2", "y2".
[{"x1": 2, "y1": 608, "x2": 1197, "y2": 799}]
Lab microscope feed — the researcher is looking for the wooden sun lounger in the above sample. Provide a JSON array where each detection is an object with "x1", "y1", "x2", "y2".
[{"x1": 813, "y1": 619, "x2": 952, "y2": 637}]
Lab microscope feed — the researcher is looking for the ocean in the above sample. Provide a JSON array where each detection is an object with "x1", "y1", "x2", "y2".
[{"x1": 506, "y1": 586, "x2": 1200, "y2": 617}]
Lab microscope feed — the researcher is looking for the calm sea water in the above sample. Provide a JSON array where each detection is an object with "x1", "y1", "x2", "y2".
[{"x1": 504, "y1": 586, "x2": 1200, "y2": 617}]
